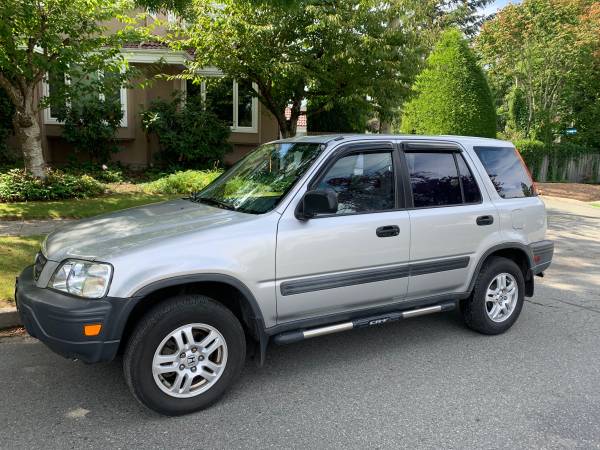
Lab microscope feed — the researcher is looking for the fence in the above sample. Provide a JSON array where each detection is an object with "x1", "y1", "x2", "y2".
[{"x1": 534, "y1": 153, "x2": 600, "y2": 183}]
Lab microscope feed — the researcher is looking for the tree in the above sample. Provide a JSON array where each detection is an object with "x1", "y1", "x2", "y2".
[
  {"x1": 400, "y1": 29, "x2": 496, "y2": 138},
  {"x1": 476, "y1": 0, "x2": 600, "y2": 144},
  {"x1": 307, "y1": 98, "x2": 371, "y2": 133},
  {"x1": 168, "y1": 0, "x2": 427, "y2": 138},
  {"x1": 421, "y1": 0, "x2": 494, "y2": 38},
  {"x1": 0, "y1": 86, "x2": 15, "y2": 161},
  {"x1": 0, "y1": 0, "x2": 138, "y2": 179}
]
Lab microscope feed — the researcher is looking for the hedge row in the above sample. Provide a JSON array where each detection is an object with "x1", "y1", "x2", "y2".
[{"x1": 515, "y1": 139, "x2": 598, "y2": 182}]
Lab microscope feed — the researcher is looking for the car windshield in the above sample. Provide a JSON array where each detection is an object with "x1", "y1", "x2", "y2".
[{"x1": 190, "y1": 142, "x2": 325, "y2": 214}]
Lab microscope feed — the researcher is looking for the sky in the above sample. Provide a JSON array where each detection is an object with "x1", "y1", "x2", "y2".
[{"x1": 481, "y1": 0, "x2": 523, "y2": 16}]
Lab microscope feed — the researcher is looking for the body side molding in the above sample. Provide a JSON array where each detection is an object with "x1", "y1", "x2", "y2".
[{"x1": 280, "y1": 256, "x2": 470, "y2": 296}]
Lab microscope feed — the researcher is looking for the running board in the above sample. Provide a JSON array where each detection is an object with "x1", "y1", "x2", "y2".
[{"x1": 273, "y1": 302, "x2": 456, "y2": 345}]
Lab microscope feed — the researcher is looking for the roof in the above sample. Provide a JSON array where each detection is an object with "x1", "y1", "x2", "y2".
[
  {"x1": 284, "y1": 107, "x2": 307, "y2": 128},
  {"x1": 274, "y1": 134, "x2": 512, "y2": 147},
  {"x1": 122, "y1": 42, "x2": 169, "y2": 49}
]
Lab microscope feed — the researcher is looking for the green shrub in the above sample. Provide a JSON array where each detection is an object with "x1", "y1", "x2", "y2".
[
  {"x1": 401, "y1": 29, "x2": 496, "y2": 138},
  {"x1": 0, "y1": 169, "x2": 105, "y2": 202},
  {"x1": 58, "y1": 96, "x2": 123, "y2": 163},
  {"x1": 141, "y1": 95, "x2": 231, "y2": 168},
  {"x1": 141, "y1": 170, "x2": 222, "y2": 195},
  {"x1": 65, "y1": 161, "x2": 124, "y2": 183},
  {"x1": 514, "y1": 139, "x2": 546, "y2": 179}
]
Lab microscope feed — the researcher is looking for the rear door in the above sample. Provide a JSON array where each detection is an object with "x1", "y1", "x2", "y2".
[
  {"x1": 275, "y1": 141, "x2": 411, "y2": 323},
  {"x1": 402, "y1": 142, "x2": 500, "y2": 300}
]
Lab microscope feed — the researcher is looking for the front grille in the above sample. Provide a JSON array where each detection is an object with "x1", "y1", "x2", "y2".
[{"x1": 33, "y1": 252, "x2": 47, "y2": 281}]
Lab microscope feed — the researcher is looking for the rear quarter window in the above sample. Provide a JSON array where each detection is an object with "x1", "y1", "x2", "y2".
[{"x1": 473, "y1": 146, "x2": 536, "y2": 199}]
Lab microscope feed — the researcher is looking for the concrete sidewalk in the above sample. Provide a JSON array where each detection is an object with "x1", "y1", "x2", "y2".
[
  {"x1": 0, "y1": 218, "x2": 75, "y2": 236},
  {"x1": 542, "y1": 195, "x2": 600, "y2": 218}
]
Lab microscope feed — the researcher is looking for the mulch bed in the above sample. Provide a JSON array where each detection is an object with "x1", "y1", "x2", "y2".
[
  {"x1": 538, "y1": 182, "x2": 600, "y2": 202},
  {"x1": 0, "y1": 326, "x2": 26, "y2": 338}
]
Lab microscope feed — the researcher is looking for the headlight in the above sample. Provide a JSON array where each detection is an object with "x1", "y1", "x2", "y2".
[{"x1": 49, "y1": 260, "x2": 113, "y2": 298}]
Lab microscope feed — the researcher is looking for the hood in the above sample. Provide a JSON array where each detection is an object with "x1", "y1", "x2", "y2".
[{"x1": 43, "y1": 199, "x2": 255, "y2": 262}]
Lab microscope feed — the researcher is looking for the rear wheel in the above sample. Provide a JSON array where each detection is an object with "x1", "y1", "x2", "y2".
[
  {"x1": 123, "y1": 295, "x2": 246, "y2": 416},
  {"x1": 462, "y1": 257, "x2": 525, "y2": 335}
]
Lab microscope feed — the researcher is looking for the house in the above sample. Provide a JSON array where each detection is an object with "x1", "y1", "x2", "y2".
[{"x1": 36, "y1": 14, "x2": 280, "y2": 168}]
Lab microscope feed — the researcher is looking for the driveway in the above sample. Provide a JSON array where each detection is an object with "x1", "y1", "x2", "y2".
[{"x1": 1, "y1": 197, "x2": 599, "y2": 449}]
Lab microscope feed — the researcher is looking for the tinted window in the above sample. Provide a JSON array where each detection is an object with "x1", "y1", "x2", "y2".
[
  {"x1": 474, "y1": 147, "x2": 536, "y2": 198},
  {"x1": 407, "y1": 152, "x2": 462, "y2": 207},
  {"x1": 205, "y1": 77, "x2": 234, "y2": 126},
  {"x1": 456, "y1": 154, "x2": 482, "y2": 204},
  {"x1": 317, "y1": 151, "x2": 395, "y2": 214}
]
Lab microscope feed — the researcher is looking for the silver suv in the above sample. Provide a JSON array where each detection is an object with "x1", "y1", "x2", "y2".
[{"x1": 16, "y1": 135, "x2": 553, "y2": 415}]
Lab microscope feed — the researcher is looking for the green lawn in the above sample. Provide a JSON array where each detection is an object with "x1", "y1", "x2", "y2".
[
  {"x1": 0, "y1": 235, "x2": 43, "y2": 306},
  {"x1": 592, "y1": 202, "x2": 600, "y2": 208},
  {"x1": 0, "y1": 193, "x2": 178, "y2": 220}
]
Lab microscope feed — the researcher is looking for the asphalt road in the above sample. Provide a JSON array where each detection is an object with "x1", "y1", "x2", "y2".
[{"x1": 1, "y1": 197, "x2": 599, "y2": 449}]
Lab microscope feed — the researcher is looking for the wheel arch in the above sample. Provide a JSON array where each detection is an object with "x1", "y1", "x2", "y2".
[
  {"x1": 117, "y1": 274, "x2": 269, "y2": 364},
  {"x1": 468, "y1": 243, "x2": 534, "y2": 297}
]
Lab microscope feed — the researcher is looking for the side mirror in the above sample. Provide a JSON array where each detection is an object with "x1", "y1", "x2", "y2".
[{"x1": 296, "y1": 190, "x2": 338, "y2": 220}]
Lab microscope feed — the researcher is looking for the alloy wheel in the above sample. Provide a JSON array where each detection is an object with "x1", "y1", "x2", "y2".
[{"x1": 152, "y1": 323, "x2": 228, "y2": 398}]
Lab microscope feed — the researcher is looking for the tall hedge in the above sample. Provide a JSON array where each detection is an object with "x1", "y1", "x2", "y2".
[{"x1": 400, "y1": 29, "x2": 496, "y2": 138}]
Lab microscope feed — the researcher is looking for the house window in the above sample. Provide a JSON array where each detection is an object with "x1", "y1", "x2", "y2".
[
  {"x1": 185, "y1": 77, "x2": 258, "y2": 133},
  {"x1": 43, "y1": 69, "x2": 128, "y2": 127}
]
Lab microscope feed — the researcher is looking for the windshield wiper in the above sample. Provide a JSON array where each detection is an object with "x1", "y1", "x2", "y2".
[{"x1": 191, "y1": 196, "x2": 236, "y2": 211}]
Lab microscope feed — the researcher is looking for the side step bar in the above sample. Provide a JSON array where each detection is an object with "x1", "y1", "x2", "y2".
[{"x1": 273, "y1": 302, "x2": 456, "y2": 345}]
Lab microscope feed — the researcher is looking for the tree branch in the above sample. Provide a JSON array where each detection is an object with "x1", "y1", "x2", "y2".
[{"x1": 0, "y1": 72, "x2": 23, "y2": 108}]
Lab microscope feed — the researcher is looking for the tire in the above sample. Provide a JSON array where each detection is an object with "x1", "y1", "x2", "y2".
[
  {"x1": 123, "y1": 295, "x2": 246, "y2": 416},
  {"x1": 462, "y1": 256, "x2": 525, "y2": 335}
]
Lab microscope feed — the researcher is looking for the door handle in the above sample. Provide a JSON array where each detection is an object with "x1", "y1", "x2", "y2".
[
  {"x1": 476, "y1": 215, "x2": 494, "y2": 226},
  {"x1": 376, "y1": 225, "x2": 400, "y2": 237}
]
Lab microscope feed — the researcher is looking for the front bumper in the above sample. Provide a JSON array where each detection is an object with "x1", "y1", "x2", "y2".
[
  {"x1": 15, "y1": 266, "x2": 130, "y2": 363},
  {"x1": 530, "y1": 240, "x2": 554, "y2": 274}
]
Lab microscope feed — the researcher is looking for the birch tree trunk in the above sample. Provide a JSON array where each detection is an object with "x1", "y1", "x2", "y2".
[
  {"x1": 0, "y1": 75, "x2": 47, "y2": 179},
  {"x1": 15, "y1": 94, "x2": 46, "y2": 179}
]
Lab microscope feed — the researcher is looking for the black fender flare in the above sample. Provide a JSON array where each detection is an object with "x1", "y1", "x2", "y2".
[
  {"x1": 126, "y1": 273, "x2": 269, "y2": 365},
  {"x1": 466, "y1": 242, "x2": 534, "y2": 294}
]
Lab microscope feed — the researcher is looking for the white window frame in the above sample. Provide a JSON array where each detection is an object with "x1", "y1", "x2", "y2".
[
  {"x1": 181, "y1": 73, "x2": 258, "y2": 134},
  {"x1": 43, "y1": 68, "x2": 128, "y2": 128}
]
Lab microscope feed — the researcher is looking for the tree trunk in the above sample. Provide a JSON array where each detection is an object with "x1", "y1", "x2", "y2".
[
  {"x1": 379, "y1": 120, "x2": 391, "y2": 134},
  {"x1": 15, "y1": 106, "x2": 46, "y2": 179}
]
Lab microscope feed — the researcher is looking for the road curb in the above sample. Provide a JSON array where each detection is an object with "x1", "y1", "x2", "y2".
[{"x1": 0, "y1": 307, "x2": 21, "y2": 329}]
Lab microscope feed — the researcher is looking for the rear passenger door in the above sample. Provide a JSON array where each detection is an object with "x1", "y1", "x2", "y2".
[{"x1": 402, "y1": 142, "x2": 500, "y2": 300}]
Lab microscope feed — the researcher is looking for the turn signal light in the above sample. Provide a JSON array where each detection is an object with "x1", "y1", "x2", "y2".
[{"x1": 83, "y1": 324, "x2": 102, "y2": 336}]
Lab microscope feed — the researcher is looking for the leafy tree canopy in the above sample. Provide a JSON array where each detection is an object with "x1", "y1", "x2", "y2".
[
  {"x1": 476, "y1": 0, "x2": 600, "y2": 145},
  {"x1": 165, "y1": 0, "x2": 429, "y2": 137},
  {"x1": 0, "y1": 0, "x2": 144, "y2": 178},
  {"x1": 400, "y1": 28, "x2": 496, "y2": 138}
]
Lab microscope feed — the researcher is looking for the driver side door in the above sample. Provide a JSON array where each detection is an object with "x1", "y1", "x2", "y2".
[{"x1": 275, "y1": 142, "x2": 411, "y2": 323}]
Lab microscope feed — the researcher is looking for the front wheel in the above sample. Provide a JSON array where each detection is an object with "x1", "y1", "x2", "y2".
[
  {"x1": 123, "y1": 295, "x2": 246, "y2": 416},
  {"x1": 461, "y1": 256, "x2": 525, "y2": 335}
]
